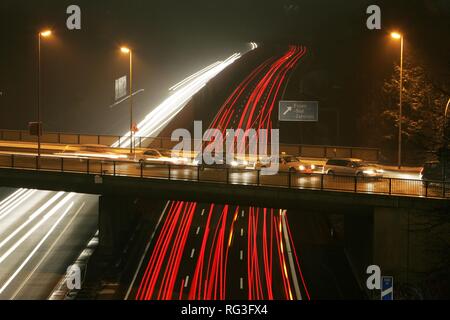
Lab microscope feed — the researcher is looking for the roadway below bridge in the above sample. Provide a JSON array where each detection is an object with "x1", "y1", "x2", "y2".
[
  {"x1": 116, "y1": 201, "x2": 363, "y2": 300},
  {"x1": 0, "y1": 187, "x2": 98, "y2": 299}
]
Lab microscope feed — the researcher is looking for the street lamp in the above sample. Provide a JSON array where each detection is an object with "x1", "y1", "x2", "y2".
[
  {"x1": 37, "y1": 29, "x2": 52, "y2": 167},
  {"x1": 391, "y1": 31, "x2": 404, "y2": 169},
  {"x1": 443, "y1": 98, "x2": 450, "y2": 181},
  {"x1": 120, "y1": 46, "x2": 134, "y2": 156}
]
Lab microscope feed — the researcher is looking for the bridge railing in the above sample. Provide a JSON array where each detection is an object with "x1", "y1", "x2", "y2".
[
  {"x1": 0, "y1": 153, "x2": 448, "y2": 199},
  {"x1": 0, "y1": 129, "x2": 380, "y2": 162}
]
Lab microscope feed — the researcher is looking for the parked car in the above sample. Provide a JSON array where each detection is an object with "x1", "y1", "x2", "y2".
[{"x1": 324, "y1": 158, "x2": 384, "y2": 178}]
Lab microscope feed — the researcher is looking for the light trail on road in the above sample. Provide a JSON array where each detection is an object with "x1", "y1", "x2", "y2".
[{"x1": 132, "y1": 46, "x2": 311, "y2": 301}]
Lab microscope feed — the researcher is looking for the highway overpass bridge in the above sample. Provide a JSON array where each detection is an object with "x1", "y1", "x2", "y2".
[
  {"x1": 0, "y1": 135, "x2": 448, "y2": 295},
  {"x1": 0, "y1": 153, "x2": 449, "y2": 292}
]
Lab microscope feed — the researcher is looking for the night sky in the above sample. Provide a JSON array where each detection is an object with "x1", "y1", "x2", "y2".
[{"x1": 1, "y1": 0, "x2": 449, "y2": 139}]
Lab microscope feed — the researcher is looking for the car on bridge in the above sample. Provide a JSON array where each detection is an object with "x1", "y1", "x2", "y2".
[
  {"x1": 55, "y1": 144, "x2": 129, "y2": 160},
  {"x1": 138, "y1": 148, "x2": 189, "y2": 166},
  {"x1": 420, "y1": 160, "x2": 449, "y2": 182},
  {"x1": 324, "y1": 158, "x2": 384, "y2": 178},
  {"x1": 254, "y1": 155, "x2": 317, "y2": 174}
]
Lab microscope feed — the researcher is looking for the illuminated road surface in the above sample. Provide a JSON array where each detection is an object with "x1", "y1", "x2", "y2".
[
  {"x1": 127, "y1": 202, "x2": 310, "y2": 300},
  {"x1": 0, "y1": 188, "x2": 98, "y2": 299}
]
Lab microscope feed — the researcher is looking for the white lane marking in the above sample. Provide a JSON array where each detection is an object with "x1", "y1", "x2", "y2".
[
  {"x1": 196, "y1": 227, "x2": 201, "y2": 235},
  {"x1": 124, "y1": 201, "x2": 170, "y2": 300},
  {"x1": 241, "y1": 228, "x2": 244, "y2": 237},
  {"x1": 0, "y1": 192, "x2": 65, "y2": 250},
  {"x1": 184, "y1": 275, "x2": 190, "y2": 288},
  {"x1": 0, "y1": 193, "x2": 75, "y2": 265},
  {"x1": 201, "y1": 209, "x2": 205, "y2": 216},
  {"x1": 0, "y1": 202, "x2": 75, "y2": 295},
  {"x1": 240, "y1": 278, "x2": 244, "y2": 290},
  {"x1": 11, "y1": 202, "x2": 86, "y2": 299},
  {"x1": 190, "y1": 249, "x2": 195, "y2": 259},
  {"x1": 280, "y1": 210, "x2": 302, "y2": 300},
  {"x1": 240, "y1": 250, "x2": 243, "y2": 261},
  {"x1": 241, "y1": 210, "x2": 245, "y2": 218}
]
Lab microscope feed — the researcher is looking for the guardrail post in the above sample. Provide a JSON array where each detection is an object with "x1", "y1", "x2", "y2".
[
  {"x1": 288, "y1": 170, "x2": 292, "y2": 188},
  {"x1": 197, "y1": 165, "x2": 201, "y2": 182},
  {"x1": 61, "y1": 158, "x2": 64, "y2": 172},
  {"x1": 389, "y1": 178, "x2": 392, "y2": 195},
  {"x1": 140, "y1": 161, "x2": 144, "y2": 178},
  {"x1": 257, "y1": 169, "x2": 260, "y2": 186},
  {"x1": 77, "y1": 134, "x2": 81, "y2": 144},
  {"x1": 425, "y1": 181, "x2": 428, "y2": 197},
  {"x1": 321, "y1": 174, "x2": 324, "y2": 190},
  {"x1": 226, "y1": 168, "x2": 230, "y2": 184},
  {"x1": 354, "y1": 176, "x2": 358, "y2": 192},
  {"x1": 168, "y1": 163, "x2": 171, "y2": 180},
  {"x1": 87, "y1": 159, "x2": 90, "y2": 174},
  {"x1": 443, "y1": 181, "x2": 446, "y2": 198},
  {"x1": 113, "y1": 161, "x2": 116, "y2": 176}
]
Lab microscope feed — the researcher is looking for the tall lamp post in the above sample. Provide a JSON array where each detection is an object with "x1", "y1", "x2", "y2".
[
  {"x1": 444, "y1": 98, "x2": 450, "y2": 182},
  {"x1": 120, "y1": 46, "x2": 134, "y2": 156},
  {"x1": 37, "y1": 29, "x2": 52, "y2": 167},
  {"x1": 391, "y1": 31, "x2": 404, "y2": 169},
  {"x1": 445, "y1": 98, "x2": 450, "y2": 141}
]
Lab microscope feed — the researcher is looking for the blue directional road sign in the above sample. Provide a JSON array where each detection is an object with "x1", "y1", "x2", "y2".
[
  {"x1": 381, "y1": 276, "x2": 394, "y2": 300},
  {"x1": 279, "y1": 101, "x2": 319, "y2": 122}
]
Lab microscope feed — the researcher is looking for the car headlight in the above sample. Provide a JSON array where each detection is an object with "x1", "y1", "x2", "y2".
[
  {"x1": 231, "y1": 161, "x2": 238, "y2": 167},
  {"x1": 242, "y1": 160, "x2": 249, "y2": 166},
  {"x1": 311, "y1": 164, "x2": 316, "y2": 170},
  {"x1": 299, "y1": 165, "x2": 305, "y2": 171},
  {"x1": 376, "y1": 169, "x2": 384, "y2": 173},
  {"x1": 363, "y1": 170, "x2": 375, "y2": 175},
  {"x1": 192, "y1": 159, "x2": 199, "y2": 166}
]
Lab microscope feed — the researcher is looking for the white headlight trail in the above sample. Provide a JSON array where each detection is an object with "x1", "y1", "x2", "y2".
[
  {"x1": 0, "y1": 190, "x2": 38, "y2": 221},
  {"x1": 0, "y1": 189, "x2": 26, "y2": 212},
  {"x1": 0, "y1": 201, "x2": 75, "y2": 294},
  {"x1": 112, "y1": 52, "x2": 241, "y2": 148},
  {"x1": 0, "y1": 193, "x2": 75, "y2": 265},
  {"x1": 0, "y1": 192, "x2": 65, "y2": 250},
  {"x1": 169, "y1": 61, "x2": 222, "y2": 92}
]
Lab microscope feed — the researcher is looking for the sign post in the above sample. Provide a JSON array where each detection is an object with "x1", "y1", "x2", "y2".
[{"x1": 381, "y1": 276, "x2": 394, "y2": 300}]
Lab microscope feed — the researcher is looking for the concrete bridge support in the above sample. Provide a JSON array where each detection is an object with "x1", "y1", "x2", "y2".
[{"x1": 98, "y1": 195, "x2": 140, "y2": 256}]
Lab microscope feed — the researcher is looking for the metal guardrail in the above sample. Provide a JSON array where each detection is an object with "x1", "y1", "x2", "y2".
[
  {"x1": 0, "y1": 153, "x2": 448, "y2": 199},
  {"x1": 0, "y1": 129, "x2": 380, "y2": 162}
]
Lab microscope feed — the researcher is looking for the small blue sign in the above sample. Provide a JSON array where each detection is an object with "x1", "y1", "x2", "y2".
[{"x1": 381, "y1": 276, "x2": 394, "y2": 300}]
